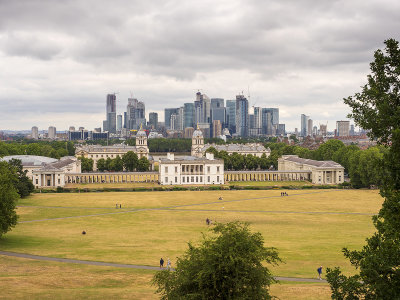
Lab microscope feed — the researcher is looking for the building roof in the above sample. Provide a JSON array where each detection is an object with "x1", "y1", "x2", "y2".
[
  {"x1": 76, "y1": 144, "x2": 137, "y2": 153},
  {"x1": 0, "y1": 155, "x2": 58, "y2": 166},
  {"x1": 202, "y1": 143, "x2": 270, "y2": 153},
  {"x1": 159, "y1": 155, "x2": 223, "y2": 164},
  {"x1": 282, "y1": 155, "x2": 344, "y2": 169},
  {"x1": 136, "y1": 129, "x2": 147, "y2": 137},
  {"x1": 192, "y1": 129, "x2": 203, "y2": 137}
]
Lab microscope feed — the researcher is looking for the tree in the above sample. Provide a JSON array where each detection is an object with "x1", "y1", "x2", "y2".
[
  {"x1": 112, "y1": 155, "x2": 124, "y2": 172},
  {"x1": 122, "y1": 151, "x2": 138, "y2": 171},
  {"x1": 0, "y1": 161, "x2": 19, "y2": 237},
  {"x1": 7, "y1": 159, "x2": 34, "y2": 198},
  {"x1": 79, "y1": 156, "x2": 94, "y2": 173},
  {"x1": 96, "y1": 158, "x2": 106, "y2": 172},
  {"x1": 137, "y1": 157, "x2": 150, "y2": 172},
  {"x1": 152, "y1": 222, "x2": 281, "y2": 300},
  {"x1": 326, "y1": 39, "x2": 400, "y2": 299}
]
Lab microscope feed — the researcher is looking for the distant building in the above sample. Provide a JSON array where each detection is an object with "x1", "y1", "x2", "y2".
[
  {"x1": 277, "y1": 124, "x2": 286, "y2": 136},
  {"x1": 336, "y1": 121, "x2": 350, "y2": 136},
  {"x1": 183, "y1": 103, "x2": 195, "y2": 128},
  {"x1": 31, "y1": 126, "x2": 38, "y2": 139},
  {"x1": 226, "y1": 100, "x2": 236, "y2": 133},
  {"x1": 117, "y1": 114, "x2": 123, "y2": 131},
  {"x1": 350, "y1": 124, "x2": 355, "y2": 136},
  {"x1": 165, "y1": 108, "x2": 179, "y2": 129},
  {"x1": 106, "y1": 94, "x2": 117, "y2": 133},
  {"x1": 148, "y1": 112, "x2": 158, "y2": 129},
  {"x1": 235, "y1": 95, "x2": 249, "y2": 137},
  {"x1": 159, "y1": 152, "x2": 224, "y2": 185},
  {"x1": 184, "y1": 127, "x2": 194, "y2": 139},
  {"x1": 307, "y1": 119, "x2": 313, "y2": 136},
  {"x1": 319, "y1": 124, "x2": 327, "y2": 136},
  {"x1": 48, "y1": 126, "x2": 56, "y2": 140},
  {"x1": 126, "y1": 98, "x2": 146, "y2": 130},
  {"x1": 212, "y1": 120, "x2": 222, "y2": 138},
  {"x1": 301, "y1": 114, "x2": 309, "y2": 137}
]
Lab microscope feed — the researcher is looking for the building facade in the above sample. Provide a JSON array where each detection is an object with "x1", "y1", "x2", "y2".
[
  {"x1": 336, "y1": 121, "x2": 350, "y2": 137},
  {"x1": 235, "y1": 95, "x2": 249, "y2": 137},
  {"x1": 159, "y1": 153, "x2": 224, "y2": 185},
  {"x1": 31, "y1": 126, "x2": 38, "y2": 139},
  {"x1": 278, "y1": 155, "x2": 344, "y2": 184}
]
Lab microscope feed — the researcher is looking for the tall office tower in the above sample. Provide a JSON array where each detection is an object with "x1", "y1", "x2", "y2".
[
  {"x1": 235, "y1": 95, "x2": 249, "y2": 137},
  {"x1": 170, "y1": 114, "x2": 178, "y2": 130},
  {"x1": 226, "y1": 100, "x2": 236, "y2": 133},
  {"x1": 106, "y1": 94, "x2": 117, "y2": 133},
  {"x1": 336, "y1": 120, "x2": 350, "y2": 136},
  {"x1": 117, "y1": 114, "x2": 122, "y2": 131},
  {"x1": 183, "y1": 103, "x2": 195, "y2": 128},
  {"x1": 48, "y1": 126, "x2": 56, "y2": 140},
  {"x1": 177, "y1": 107, "x2": 184, "y2": 130},
  {"x1": 123, "y1": 112, "x2": 127, "y2": 129},
  {"x1": 148, "y1": 112, "x2": 158, "y2": 129},
  {"x1": 103, "y1": 120, "x2": 108, "y2": 132},
  {"x1": 301, "y1": 114, "x2": 309, "y2": 137},
  {"x1": 194, "y1": 92, "x2": 211, "y2": 124},
  {"x1": 31, "y1": 126, "x2": 38, "y2": 139},
  {"x1": 261, "y1": 108, "x2": 279, "y2": 135},
  {"x1": 79, "y1": 127, "x2": 85, "y2": 131},
  {"x1": 211, "y1": 98, "x2": 224, "y2": 109},
  {"x1": 211, "y1": 106, "x2": 226, "y2": 127},
  {"x1": 212, "y1": 120, "x2": 222, "y2": 138},
  {"x1": 127, "y1": 98, "x2": 146, "y2": 130},
  {"x1": 69, "y1": 126, "x2": 75, "y2": 132},
  {"x1": 320, "y1": 124, "x2": 327, "y2": 136},
  {"x1": 277, "y1": 124, "x2": 286, "y2": 136},
  {"x1": 350, "y1": 124, "x2": 355, "y2": 136},
  {"x1": 313, "y1": 126, "x2": 318, "y2": 136},
  {"x1": 249, "y1": 114, "x2": 255, "y2": 129},
  {"x1": 253, "y1": 107, "x2": 262, "y2": 135},
  {"x1": 165, "y1": 108, "x2": 179, "y2": 129},
  {"x1": 307, "y1": 119, "x2": 313, "y2": 136},
  {"x1": 184, "y1": 127, "x2": 195, "y2": 138}
]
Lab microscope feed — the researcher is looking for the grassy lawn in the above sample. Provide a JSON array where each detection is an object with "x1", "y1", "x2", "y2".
[
  {"x1": 228, "y1": 180, "x2": 313, "y2": 186},
  {"x1": 0, "y1": 189, "x2": 383, "y2": 299}
]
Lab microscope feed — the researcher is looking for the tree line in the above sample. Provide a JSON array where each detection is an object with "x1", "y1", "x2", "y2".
[
  {"x1": 0, "y1": 140, "x2": 75, "y2": 159},
  {"x1": 79, "y1": 151, "x2": 150, "y2": 172}
]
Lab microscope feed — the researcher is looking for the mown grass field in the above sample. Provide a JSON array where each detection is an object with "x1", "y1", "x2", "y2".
[{"x1": 0, "y1": 189, "x2": 383, "y2": 299}]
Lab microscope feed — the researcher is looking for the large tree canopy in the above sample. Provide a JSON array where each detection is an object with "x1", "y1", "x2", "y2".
[
  {"x1": 152, "y1": 221, "x2": 281, "y2": 300},
  {"x1": 0, "y1": 161, "x2": 19, "y2": 237},
  {"x1": 327, "y1": 39, "x2": 400, "y2": 299}
]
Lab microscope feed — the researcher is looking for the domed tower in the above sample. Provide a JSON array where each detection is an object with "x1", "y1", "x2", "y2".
[
  {"x1": 191, "y1": 125, "x2": 204, "y2": 158},
  {"x1": 136, "y1": 124, "x2": 149, "y2": 158}
]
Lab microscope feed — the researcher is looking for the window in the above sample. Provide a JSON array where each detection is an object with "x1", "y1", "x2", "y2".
[
  {"x1": 96, "y1": 155, "x2": 98, "y2": 158},
  {"x1": 183, "y1": 177, "x2": 185, "y2": 183},
  {"x1": 165, "y1": 177, "x2": 168, "y2": 183},
  {"x1": 207, "y1": 166, "x2": 210, "y2": 173},
  {"x1": 196, "y1": 177, "x2": 198, "y2": 183},
  {"x1": 165, "y1": 167, "x2": 168, "y2": 173},
  {"x1": 106, "y1": 155, "x2": 108, "y2": 157},
  {"x1": 90, "y1": 155, "x2": 93, "y2": 158},
  {"x1": 339, "y1": 176, "x2": 342, "y2": 181},
  {"x1": 217, "y1": 176, "x2": 219, "y2": 182},
  {"x1": 182, "y1": 166, "x2": 185, "y2": 172},
  {"x1": 111, "y1": 155, "x2": 114, "y2": 158},
  {"x1": 175, "y1": 177, "x2": 177, "y2": 183},
  {"x1": 101, "y1": 155, "x2": 103, "y2": 157},
  {"x1": 191, "y1": 176, "x2": 194, "y2": 182},
  {"x1": 208, "y1": 176, "x2": 210, "y2": 182},
  {"x1": 36, "y1": 179, "x2": 38, "y2": 184},
  {"x1": 200, "y1": 177, "x2": 202, "y2": 182},
  {"x1": 58, "y1": 179, "x2": 60, "y2": 184},
  {"x1": 175, "y1": 167, "x2": 178, "y2": 173},
  {"x1": 217, "y1": 166, "x2": 220, "y2": 173}
]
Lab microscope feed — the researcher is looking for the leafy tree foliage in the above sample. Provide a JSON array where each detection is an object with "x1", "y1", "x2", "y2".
[
  {"x1": 79, "y1": 156, "x2": 94, "y2": 173},
  {"x1": 0, "y1": 140, "x2": 75, "y2": 158},
  {"x1": 326, "y1": 39, "x2": 400, "y2": 299},
  {"x1": 153, "y1": 222, "x2": 281, "y2": 300},
  {"x1": 122, "y1": 151, "x2": 139, "y2": 171},
  {"x1": 96, "y1": 158, "x2": 106, "y2": 172},
  {"x1": 137, "y1": 157, "x2": 150, "y2": 171},
  {"x1": 6, "y1": 159, "x2": 34, "y2": 197},
  {"x1": 0, "y1": 161, "x2": 20, "y2": 237}
]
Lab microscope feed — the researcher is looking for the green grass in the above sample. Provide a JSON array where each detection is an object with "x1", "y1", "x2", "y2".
[{"x1": 0, "y1": 189, "x2": 383, "y2": 299}]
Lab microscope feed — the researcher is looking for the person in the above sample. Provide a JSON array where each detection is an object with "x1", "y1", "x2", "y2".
[
  {"x1": 160, "y1": 258, "x2": 164, "y2": 268},
  {"x1": 317, "y1": 266, "x2": 323, "y2": 280},
  {"x1": 206, "y1": 218, "x2": 210, "y2": 225},
  {"x1": 82, "y1": 230, "x2": 86, "y2": 235},
  {"x1": 167, "y1": 258, "x2": 171, "y2": 270},
  {"x1": 120, "y1": 204, "x2": 122, "y2": 208},
  {"x1": 116, "y1": 204, "x2": 118, "y2": 209}
]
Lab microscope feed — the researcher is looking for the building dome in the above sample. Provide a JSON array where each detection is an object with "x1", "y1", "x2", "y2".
[
  {"x1": 193, "y1": 129, "x2": 203, "y2": 137},
  {"x1": 136, "y1": 129, "x2": 147, "y2": 137},
  {"x1": 0, "y1": 155, "x2": 58, "y2": 166}
]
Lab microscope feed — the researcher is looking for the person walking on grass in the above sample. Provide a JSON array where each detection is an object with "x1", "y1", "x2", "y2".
[
  {"x1": 160, "y1": 258, "x2": 164, "y2": 268},
  {"x1": 317, "y1": 266, "x2": 323, "y2": 280},
  {"x1": 167, "y1": 258, "x2": 171, "y2": 270}
]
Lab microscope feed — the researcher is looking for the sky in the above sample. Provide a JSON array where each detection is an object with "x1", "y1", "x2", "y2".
[{"x1": 0, "y1": 0, "x2": 399, "y2": 132}]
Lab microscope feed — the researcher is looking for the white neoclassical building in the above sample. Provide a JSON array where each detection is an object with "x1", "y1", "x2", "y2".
[
  {"x1": 159, "y1": 153, "x2": 224, "y2": 185},
  {"x1": 278, "y1": 155, "x2": 344, "y2": 184},
  {"x1": 75, "y1": 126, "x2": 149, "y2": 171},
  {"x1": 0, "y1": 155, "x2": 81, "y2": 188}
]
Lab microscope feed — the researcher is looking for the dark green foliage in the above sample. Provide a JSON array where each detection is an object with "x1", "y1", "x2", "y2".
[
  {"x1": 148, "y1": 138, "x2": 192, "y2": 153},
  {"x1": 7, "y1": 159, "x2": 34, "y2": 197},
  {"x1": 96, "y1": 158, "x2": 106, "y2": 172},
  {"x1": 137, "y1": 157, "x2": 150, "y2": 172},
  {"x1": 79, "y1": 156, "x2": 94, "y2": 172},
  {"x1": 326, "y1": 39, "x2": 400, "y2": 299},
  {"x1": 0, "y1": 161, "x2": 20, "y2": 237},
  {"x1": 152, "y1": 222, "x2": 281, "y2": 300},
  {"x1": 122, "y1": 151, "x2": 139, "y2": 171},
  {"x1": 0, "y1": 140, "x2": 76, "y2": 158}
]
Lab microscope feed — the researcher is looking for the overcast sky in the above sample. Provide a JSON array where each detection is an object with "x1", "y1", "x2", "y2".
[{"x1": 0, "y1": 0, "x2": 399, "y2": 132}]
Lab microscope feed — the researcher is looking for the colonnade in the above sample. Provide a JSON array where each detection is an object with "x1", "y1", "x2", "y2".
[
  {"x1": 65, "y1": 172, "x2": 159, "y2": 184},
  {"x1": 224, "y1": 171, "x2": 312, "y2": 182}
]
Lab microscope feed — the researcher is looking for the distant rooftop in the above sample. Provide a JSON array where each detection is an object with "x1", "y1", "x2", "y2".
[
  {"x1": 0, "y1": 155, "x2": 58, "y2": 166},
  {"x1": 281, "y1": 155, "x2": 343, "y2": 169}
]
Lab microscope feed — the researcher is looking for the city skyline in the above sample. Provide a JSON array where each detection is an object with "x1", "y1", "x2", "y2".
[{"x1": 1, "y1": 1, "x2": 399, "y2": 131}]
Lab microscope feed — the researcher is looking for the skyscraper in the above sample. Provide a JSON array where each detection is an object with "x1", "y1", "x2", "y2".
[
  {"x1": 148, "y1": 112, "x2": 158, "y2": 129},
  {"x1": 336, "y1": 121, "x2": 350, "y2": 136},
  {"x1": 226, "y1": 100, "x2": 236, "y2": 133},
  {"x1": 48, "y1": 126, "x2": 56, "y2": 140},
  {"x1": 117, "y1": 114, "x2": 122, "y2": 131},
  {"x1": 127, "y1": 98, "x2": 146, "y2": 130},
  {"x1": 106, "y1": 94, "x2": 117, "y2": 133},
  {"x1": 194, "y1": 92, "x2": 211, "y2": 124},
  {"x1": 253, "y1": 107, "x2": 262, "y2": 135},
  {"x1": 212, "y1": 120, "x2": 222, "y2": 138},
  {"x1": 301, "y1": 114, "x2": 309, "y2": 137},
  {"x1": 31, "y1": 126, "x2": 38, "y2": 139},
  {"x1": 235, "y1": 95, "x2": 249, "y2": 137},
  {"x1": 211, "y1": 98, "x2": 224, "y2": 109},
  {"x1": 307, "y1": 119, "x2": 313, "y2": 136},
  {"x1": 165, "y1": 108, "x2": 179, "y2": 129},
  {"x1": 183, "y1": 103, "x2": 195, "y2": 128}
]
